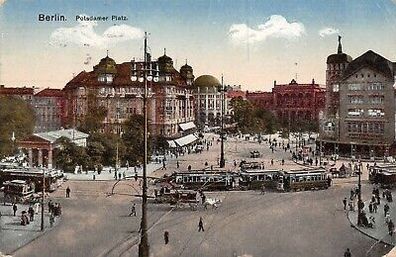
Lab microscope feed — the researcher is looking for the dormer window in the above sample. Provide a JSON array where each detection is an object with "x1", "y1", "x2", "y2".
[{"x1": 98, "y1": 74, "x2": 114, "y2": 84}]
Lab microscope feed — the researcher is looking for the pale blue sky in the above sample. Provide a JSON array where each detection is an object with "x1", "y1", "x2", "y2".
[{"x1": 0, "y1": 0, "x2": 395, "y2": 90}]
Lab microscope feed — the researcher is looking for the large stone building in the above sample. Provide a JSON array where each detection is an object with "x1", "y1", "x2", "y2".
[
  {"x1": 320, "y1": 37, "x2": 396, "y2": 157},
  {"x1": 63, "y1": 51, "x2": 196, "y2": 140},
  {"x1": 246, "y1": 79, "x2": 326, "y2": 128},
  {"x1": 193, "y1": 75, "x2": 232, "y2": 128},
  {"x1": 32, "y1": 88, "x2": 66, "y2": 132},
  {"x1": 0, "y1": 86, "x2": 66, "y2": 133}
]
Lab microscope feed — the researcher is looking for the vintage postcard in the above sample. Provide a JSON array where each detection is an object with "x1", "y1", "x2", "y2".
[{"x1": 0, "y1": 1, "x2": 396, "y2": 257}]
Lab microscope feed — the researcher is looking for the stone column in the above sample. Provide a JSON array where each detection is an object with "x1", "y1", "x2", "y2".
[
  {"x1": 28, "y1": 148, "x2": 33, "y2": 167},
  {"x1": 48, "y1": 147, "x2": 53, "y2": 169},
  {"x1": 38, "y1": 149, "x2": 43, "y2": 167}
]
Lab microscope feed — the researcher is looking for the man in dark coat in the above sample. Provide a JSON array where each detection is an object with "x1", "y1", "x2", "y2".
[
  {"x1": 344, "y1": 248, "x2": 352, "y2": 257},
  {"x1": 164, "y1": 231, "x2": 169, "y2": 244},
  {"x1": 198, "y1": 217, "x2": 204, "y2": 232},
  {"x1": 66, "y1": 186, "x2": 71, "y2": 198},
  {"x1": 12, "y1": 203, "x2": 17, "y2": 216}
]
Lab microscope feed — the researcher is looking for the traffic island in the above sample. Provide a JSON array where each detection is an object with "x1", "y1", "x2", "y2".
[{"x1": 0, "y1": 203, "x2": 60, "y2": 255}]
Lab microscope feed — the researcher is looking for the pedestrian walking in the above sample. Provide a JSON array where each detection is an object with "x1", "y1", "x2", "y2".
[
  {"x1": 49, "y1": 212, "x2": 55, "y2": 227},
  {"x1": 66, "y1": 186, "x2": 71, "y2": 198},
  {"x1": 176, "y1": 161, "x2": 180, "y2": 169},
  {"x1": 271, "y1": 159, "x2": 274, "y2": 165},
  {"x1": 129, "y1": 203, "x2": 137, "y2": 216},
  {"x1": 164, "y1": 231, "x2": 169, "y2": 244},
  {"x1": 373, "y1": 202, "x2": 378, "y2": 213},
  {"x1": 198, "y1": 217, "x2": 204, "y2": 232},
  {"x1": 343, "y1": 198, "x2": 347, "y2": 210},
  {"x1": 28, "y1": 205, "x2": 34, "y2": 221},
  {"x1": 12, "y1": 203, "x2": 17, "y2": 216},
  {"x1": 389, "y1": 219, "x2": 395, "y2": 236},
  {"x1": 384, "y1": 203, "x2": 390, "y2": 216},
  {"x1": 344, "y1": 248, "x2": 352, "y2": 257}
]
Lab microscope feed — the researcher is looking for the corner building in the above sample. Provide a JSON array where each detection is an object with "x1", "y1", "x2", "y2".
[
  {"x1": 320, "y1": 37, "x2": 396, "y2": 158},
  {"x1": 63, "y1": 51, "x2": 195, "y2": 139}
]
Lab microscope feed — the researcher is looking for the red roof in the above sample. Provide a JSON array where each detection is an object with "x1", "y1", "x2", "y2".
[
  {"x1": 0, "y1": 86, "x2": 34, "y2": 96},
  {"x1": 35, "y1": 88, "x2": 64, "y2": 97},
  {"x1": 64, "y1": 61, "x2": 189, "y2": 90}
]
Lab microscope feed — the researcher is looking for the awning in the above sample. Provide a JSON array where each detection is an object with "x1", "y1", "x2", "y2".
[
  {"x1": 179, "y1": 122, "x2": 196, "y2": 131},
  {"x1": 167, "y1": 140, "x2": 177, "y2": 148},
  {"x1": 175, "y1": 134, "x2": 198, "y2": 147}
]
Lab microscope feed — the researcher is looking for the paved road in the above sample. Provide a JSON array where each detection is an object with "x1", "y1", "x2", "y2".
[
  {"x1": 124, "y1": 183, "x2": 389, "y2": 257},
  {"x1": 10, "y1": 134, "x2": 393, "y2": 257},
  {"x1": 12, "y1": 181, "x2": 169, "y2": 257}
]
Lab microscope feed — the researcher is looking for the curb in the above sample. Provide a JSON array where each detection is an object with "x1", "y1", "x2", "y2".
[{"x1": 346, "y1": 210, "x2": 394, "y2": 247}]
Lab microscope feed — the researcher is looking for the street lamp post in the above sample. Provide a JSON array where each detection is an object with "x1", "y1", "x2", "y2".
[
  {"x1": 218, "y1": 76, "x2": 226, "y2": 168},
  {"x1": 137, "y1": 31, "x2": 155, "y2": 257},
  {"x1": 41, "y1": 168, "x2": 45, "y2": 231},
  {"x1": 357, "y1": 163, "x2": 362, "y2": 226}
]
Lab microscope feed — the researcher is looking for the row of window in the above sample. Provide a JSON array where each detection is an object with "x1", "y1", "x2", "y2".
[
  {"x1": 348, "y1": 83, "x2": 384, "y2": 91},
  {"x1": 347, "y1": 108, "x2": 385, "y2": 117},
  {"x1": 347, "y1": 121, "x2": 385, "y2": 134},
  {"x1": 348, "y1": 96, "x2": 384, "y2": 104}
]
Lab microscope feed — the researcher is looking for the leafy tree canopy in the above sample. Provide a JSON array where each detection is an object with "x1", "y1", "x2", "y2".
[{"x1": 0, "y1": 96, "x2": 35, "y2": 157}]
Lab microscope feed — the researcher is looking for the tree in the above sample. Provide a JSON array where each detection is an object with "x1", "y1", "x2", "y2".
[
  {"x1": 88, "y1": 132, "x2": 124, "y2": 167},
  {"x1": 78, "y1": 92, "x2": 107, "y2": 134},
  {"x1": 54, "y1": 137, "x2": 89, "y2": 172},
  {"x1": 122, "y1": 114, "x2": 152, "y2": 166},
  {"x1": 231, "y1": 97, "x2": 279, "y2": 134},
  {"x1": 0, "y1": 96, "x2": 35, "y2": 158}
]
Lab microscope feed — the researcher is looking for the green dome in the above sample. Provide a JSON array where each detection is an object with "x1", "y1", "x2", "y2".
[
  {"x1": 94, "y1": 55, "x2": 117, "y2": 74},
  {"x1": 194, "y1": 75, "x2": 221, "y2": 88}
]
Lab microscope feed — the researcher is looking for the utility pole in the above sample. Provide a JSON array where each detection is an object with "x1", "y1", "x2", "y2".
[
  {"x1": 219, "y1": 75, "x2": 226, "y2": 168},
  {"x1": 138, "y1": 31, "x2": 150, "y2": 257},
  {"x1": 357, "y1": 159, "x2": 362, "y2": 226},
  {"x1": 41, "y1": 168, "x2": 45, "y2": 231}
]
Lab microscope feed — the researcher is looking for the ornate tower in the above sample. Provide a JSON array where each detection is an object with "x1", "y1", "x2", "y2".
[{"x1": 180, "y1": 60, "x2": 194, "y2": 86}]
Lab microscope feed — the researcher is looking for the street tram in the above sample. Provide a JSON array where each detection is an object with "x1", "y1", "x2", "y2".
[
  {"x1": 0, "y1": 168, "x2": 64, "y2": 192},
  {"x1": 369, "y1": 164, "x2": 396, "y2": 187},
  {"x1": 277, "y1": 168, "x2": 330, "y2": 192},
  {"x1": 239, "y1": 169, "x2": 281, "y2": 190},
  {"x1": 2, "y1": 180, "x2": 35, "y2": 203},
  {"x1": 172, "y1": 171, "x2": 236, "y2": 191},
  {"x1": 239, "y1": 162, "x2": 280, "y2": 190}
]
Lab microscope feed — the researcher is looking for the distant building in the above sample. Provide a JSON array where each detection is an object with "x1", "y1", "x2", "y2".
[
  {"x1": 0, "y1": 85, "x2": 66, "y2": 133},
  {"x1": 245, "y1": 79, "x2": 326, "y2": 128},
  {"x1": 33, "y1": 88, "x2": 66, "y2": 132},
  {"x1": 226, "y1": 85, "x2": 246, "y2": 100},
  {"x1": 193, "y1": 75, "x2": 232, "y2": 128},
  {"x1": 320, "y1": 37, "x2": 396, "y2": 157},
  {"x1": 18, "y1": 129, "x2": 88, "y2": 168},
  {"x1": 0, "y1": 85, "x2": 35, "y2": 102},
  {"x1": 63, "y1": 51, "x2": 196, "y2": 140}
]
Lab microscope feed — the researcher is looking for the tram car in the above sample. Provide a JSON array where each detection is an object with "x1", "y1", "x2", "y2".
[
  {"x1": 1, "y1": 180, "x2": 36, "y2": 203},
  {"x1": 369, "y1": 164, "x2": 396, "y2": 187},
  {"x1": 172, "y1": 170, "x2": 236, "y2": 191},
  {"x1": 0, "y1": 168, "x2": 64, "y2": 192},
  {"x1": 277, "y1": 168, "x2": 330, "y2": 192},
  {"x1": 239, "y1": 162, "x2": 280, "y2": 190}
]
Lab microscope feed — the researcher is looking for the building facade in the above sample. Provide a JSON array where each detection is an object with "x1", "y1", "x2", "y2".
[
  {"x1": 32, "y1": 88, "x2": 66, "y2": 132},
  {"x1": 320, "y1": 37, "x2": 396, "y2": 157},
  {"x1": 245, "y1": 79, "x2": 326, "y2": 128},
  {"x1": 0, "y1": 86, "x2": 66, "y2": 133},
  {"x1": 193, "y1": 75, "x2": 232, "y2": 128},
  {"x1": 63, "y1": 52, "x2": 196, "y2": 139}
]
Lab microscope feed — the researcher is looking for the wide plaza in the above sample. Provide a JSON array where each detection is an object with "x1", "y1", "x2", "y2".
[{"x1": 4, "y1": 133, "x2": 393, "y2": 257}]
